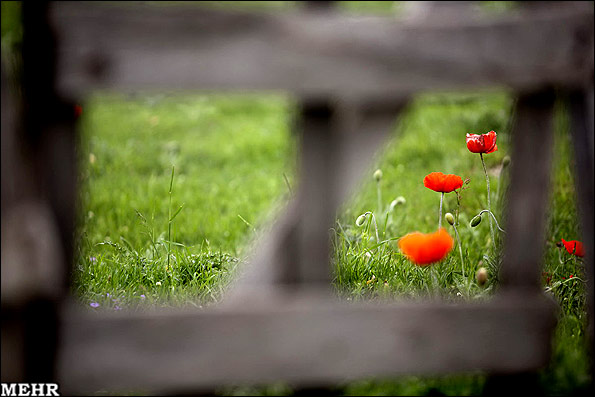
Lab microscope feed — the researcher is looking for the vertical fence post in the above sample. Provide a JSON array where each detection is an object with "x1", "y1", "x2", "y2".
[
  {"x1": 484, "y1": 88, "x2": 557, "y2": 394},
  {"x1": 0, "y1": 1, "x2": 77, "y2": 385},
  {"x1": 499, "y1": 88, "x2": 557, "y2": 295},
  {"x1": 567, "y1": 85, "x2": 594, "y2": 371}
]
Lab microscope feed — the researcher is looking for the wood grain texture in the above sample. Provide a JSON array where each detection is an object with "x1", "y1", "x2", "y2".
[
  {"x1": 57, "y1": 293, "x2": 556, "y2": 395},
  {"x1": 499, "y1": 89, "x2": 556, "y2": 292},
  {"x1": 49, "y1": 2, "x2": 593, "y2": 99}
]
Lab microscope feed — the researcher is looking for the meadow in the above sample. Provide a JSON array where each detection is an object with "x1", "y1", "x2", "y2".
[{"x1": 2, "y1": 1, "x2": 591, "y2": 395}]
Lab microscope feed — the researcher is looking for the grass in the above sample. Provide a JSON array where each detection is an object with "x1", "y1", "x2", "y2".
[
  {"x1": 2, "y1": 0, "x2": 591, "y2": 395},
  {"x1": 75, "y1": 92, "x2": 296, "y2": 307}
]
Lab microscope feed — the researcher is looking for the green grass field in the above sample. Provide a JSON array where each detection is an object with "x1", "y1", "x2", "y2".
[{"x1": 2, "y1": 1, "x2": 591, "y2": 395}]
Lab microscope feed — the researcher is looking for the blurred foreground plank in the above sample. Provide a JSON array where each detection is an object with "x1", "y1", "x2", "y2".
[
  {"x1": 58, "y1": 293, "x2": 556, "y2": 395},
  {"x1": 50, "y1": 2, "x2": 593, "y2": 99}
]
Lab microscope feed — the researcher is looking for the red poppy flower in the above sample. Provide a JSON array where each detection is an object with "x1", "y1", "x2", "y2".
[
  {"x1": 466, "y1": 130, "x2": 498, "y2": 154},
  {"x1": 74, "y1": 104, "x2": 83, "y2": 119},
  {"x1": 561, "y1": 239, "x2": 585, "y2": 257},
  {"x1": 423, "y1": 172, "x2": 463, "y2": 193},
  {"x1": 398, "y1": 228, "x2": 454, "y2": 266}
]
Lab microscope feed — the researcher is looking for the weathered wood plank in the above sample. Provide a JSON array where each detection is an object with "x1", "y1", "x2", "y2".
[
  {"x1": 9, "y1": 1, "x2": 78, "y2": 385},
  {"x1": 57, "y1": 294, "x2": 556, "y2": 395},
  {"x1": 49, "y1": 2, "x2": 593, "y2": 99},
  {"x1": 567, "y1": 86, "x2": 595, "y2": 364},
  {"x1": 499, "y1": 89, "x2": 556, "y2": 293}
]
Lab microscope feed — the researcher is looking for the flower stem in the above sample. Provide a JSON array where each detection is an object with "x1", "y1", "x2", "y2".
[
  {"x1": 438, "y1": 192, "x2": 444, "y2": 229},
  {"x1": 377, "y1": 181, "x2": 382, "y2": 216},
  {"x1": 453, "y1": 224, "x2": 464, "y2": 277},
  {"x1": 480, "y1": 153, "x2": 496, "y2": 249},
  {"x1": 167, "y1": 165, "x2": 175, "y2": 271},
  {"x1": 477, "y1": 210, "x2": 506, "y2": 233},
  {"x1": 371, "y1": 212, "x2": 380, "y2": 244}
]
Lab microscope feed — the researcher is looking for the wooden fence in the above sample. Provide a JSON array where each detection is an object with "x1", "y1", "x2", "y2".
[{"x1": 1, "y1": 1, "x2": 593, "y2": 395}]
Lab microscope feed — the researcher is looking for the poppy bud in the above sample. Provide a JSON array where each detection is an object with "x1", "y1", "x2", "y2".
[
  {"x1": 502, "y1": 155, "x2": 511, "y2": 167},
  {"x1": 356, "y1": 213, "x2": 367, "y2": 227},
  {"x1": 476, "y1": 267, "x2": 488, "y2": 286},
  {"x1": 470, "y1": 214, "x2": 482, "y2": 227},
  {"x1": 445, "y1": 213, "x2": 455, "y2": 226},
  {"x1": 373, "y1": 169, "x2": 383, "y2": 182},
  {"x1": 389, "y1": 196, "x2": 406, "y2": 211}
]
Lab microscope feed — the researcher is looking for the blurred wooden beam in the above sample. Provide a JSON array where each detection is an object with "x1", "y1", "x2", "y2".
[
  {"x1": 49, "y1": 2, "x2": 593, "y2": 99},
  {"x1": 500, "y1": 88, "x2": 556, "y2": 293},
  {"x1": 58, "y1": 293, "x2": 556, "y2": 395}
]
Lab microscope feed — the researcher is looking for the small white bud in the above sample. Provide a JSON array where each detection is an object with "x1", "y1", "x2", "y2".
[
  {"x1": 390, "y1": 196, "x2": 406, "y2": 211},
  {"x1": 373, "y1": 169, "x2": 383, "y2": 182}
]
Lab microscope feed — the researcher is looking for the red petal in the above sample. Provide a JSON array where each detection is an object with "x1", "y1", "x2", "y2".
[{"x1": 399, "y1": 228, "x2": 454, "y2": 266}]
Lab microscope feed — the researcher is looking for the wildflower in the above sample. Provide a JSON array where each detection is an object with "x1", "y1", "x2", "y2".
[
  {"x1": 466, "y1": 130, "x2": 498, "y2": 154},
  {"x1": 561, "y1": 239, "x2": 585, "y2": 257},
  {"x1": 423, "y1": 172, "x2": 464, "y2": 193},
  {"x1": 467, "y1": 131, "x2": 499, "y2": 248},
  {"x1": 89, "y1": 256, "x2": 97, "y2": 263},
  {"x1": 140, "y1": 294, "x2": 146, "y2": 299},
  {"x1": 424, "y1": 172, "x2": 463, "y2": 229},
  {"x1": 90, "y1": 302, "x2": 99, "y2": 308},
  {"x1": 398, "y1": 228, "x2": 454, "y2": 266},
  {"x1": 445, "y1": 213, "x2": 455, "y2": 226},
  {"x1": 156, "y1": 281, "x2": 162, "y2": 286},
  {"x1": 114, "y1": 305, "x2": 122, "y2": 311}
]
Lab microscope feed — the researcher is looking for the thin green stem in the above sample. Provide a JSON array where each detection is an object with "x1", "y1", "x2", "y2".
[
  {"x1": 362, "y1": 211, "x2": 380, "y2": 245},
  {"x1": 167, "y1": 166, "x2": 175, "y2": 270},
  {"x1": 438, "y1": 192, "x2": 444, "y2": 229},
  {"x1": 477, "y1": 210, "x2": 506, "y2": 233},
  {"x1": 377, "y1": 181, "x2": 382, "y2": 216},
  {"x1": 370, "y1": 212, "x2": 380, "y2": 244},
  {"x1": 453, "y1": 224, "x2": 464, "y2": 277},
  {"x1": 480, "y1": 153, "x2": 496, "y2": 249}
]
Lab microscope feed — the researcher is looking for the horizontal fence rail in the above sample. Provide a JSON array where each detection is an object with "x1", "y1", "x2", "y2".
[
  {"x1": 50, "y1": 2, "x2": 593, "y2": 99},
  {"x1": 58, "y1": 293, "x2": 556, "y2": 394}
]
